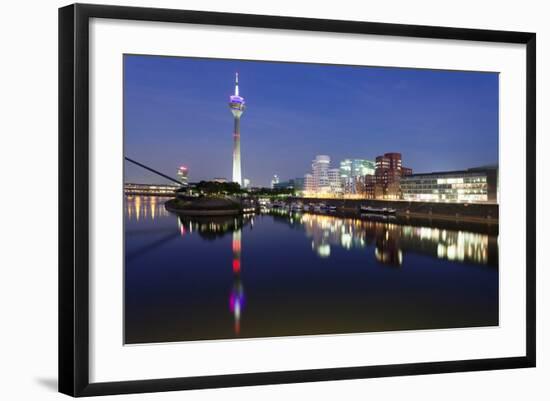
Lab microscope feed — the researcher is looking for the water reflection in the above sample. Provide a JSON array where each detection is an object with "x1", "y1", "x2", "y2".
[
  {"x1": 125, "y1": 197, "x2": 499, "y2": 343},
  {"x1": 126, "y1": 199, "x2": 495, "y2": 267},
  {"x1": 174, "y1": 214, "x2": 252, "y2": 336},
  {"x1": 374, "y1": 224, "x2": 402, "y2": 267},
  {"x1": 126, "y1": 196, "x2": 498, "y2": 266},
  {"x1": 230, "y1": 230, "x2": 245, "y2": 335},
  {"x1": 126, "y1": 195, "x2": 171, "y2": 221},
  {"x1": 175, "y1": 213, "x2": 253, "y2": 240},
  {"x1": 270, "y1": 210, "x2": 496, "y2": 267}
]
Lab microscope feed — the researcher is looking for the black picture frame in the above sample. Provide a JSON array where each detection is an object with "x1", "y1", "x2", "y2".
[{"x1": 59, "y1": 3, "x2": 536, "y2": 397}]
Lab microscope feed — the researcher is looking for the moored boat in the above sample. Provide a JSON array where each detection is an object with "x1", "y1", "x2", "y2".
[{"x1": 360, "y1": 205, "x2": 397, "y2": 215}]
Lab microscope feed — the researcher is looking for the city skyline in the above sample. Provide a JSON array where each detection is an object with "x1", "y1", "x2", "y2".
[{"x1": 124, "y1": 55, "x2": 499, "y2": 187}]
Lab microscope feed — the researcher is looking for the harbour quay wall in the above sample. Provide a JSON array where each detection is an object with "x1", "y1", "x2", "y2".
[{"x1": 290, "y1": 197, "x2": 499, "y2": 224}]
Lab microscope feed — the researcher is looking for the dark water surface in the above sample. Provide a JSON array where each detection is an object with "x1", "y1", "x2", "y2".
[{"x1": 124, "y1": 196, "x2": 499, "y2": 344}]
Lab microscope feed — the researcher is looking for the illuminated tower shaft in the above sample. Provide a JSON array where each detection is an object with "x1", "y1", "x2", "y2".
[
  {"x1": 232, "y1": 117, "x2": 242, "y2": 185},
  {"x1": 229, "y1": 73, "x2": 245, "y2": 186}
]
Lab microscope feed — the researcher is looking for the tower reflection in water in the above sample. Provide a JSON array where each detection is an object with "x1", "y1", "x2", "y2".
[
  {"x1": 126, "y1": 198, "x2": 497, "y2": 339},
  {"x1": 229, "y1": 230, "x2": 245, "y2": 335},
  {"x1": 175, "y1": 213, "x2": 252, "y2": 336}
]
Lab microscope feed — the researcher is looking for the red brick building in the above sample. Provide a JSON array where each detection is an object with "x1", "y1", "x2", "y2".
[
  {"x1": 401, "y1": 166, "x2": 413, "y2": 177},
  {"x1": 373, "y1": 152, "x2": 412, "y2": 199}
]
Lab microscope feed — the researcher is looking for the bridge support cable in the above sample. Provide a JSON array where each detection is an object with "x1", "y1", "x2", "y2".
[{"x1": 124, "y1": 157, "x2": 182, "y2": 186}]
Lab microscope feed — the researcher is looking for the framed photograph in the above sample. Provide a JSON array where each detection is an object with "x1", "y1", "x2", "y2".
[{"x1": 59, "y1": 3, "x2": 536, "y2": 397}]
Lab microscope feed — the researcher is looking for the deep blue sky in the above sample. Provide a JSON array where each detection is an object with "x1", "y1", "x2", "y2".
[{"x1": 124, "y1": 55, "x2": 498, "y2": 187}]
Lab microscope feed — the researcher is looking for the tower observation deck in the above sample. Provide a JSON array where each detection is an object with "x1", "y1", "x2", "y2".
[{"x1": 229, "y1": 72, "x2": 245, "y2": 186}]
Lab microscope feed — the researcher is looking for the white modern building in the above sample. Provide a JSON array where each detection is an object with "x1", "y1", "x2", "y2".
[
  {"x1": 304, "y1": 173, "x2": 315, "y2": 193},
  {"x1": 312, "y1": 155, "x2": 331, "y2": 193},
  {"x1": 328, "y1": 168, "x2": 343, "y2": 194}
]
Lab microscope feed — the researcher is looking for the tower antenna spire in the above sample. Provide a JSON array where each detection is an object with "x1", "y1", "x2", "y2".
[{"x1": 235, "y1": 72, "x2": 239, "y2": 96}]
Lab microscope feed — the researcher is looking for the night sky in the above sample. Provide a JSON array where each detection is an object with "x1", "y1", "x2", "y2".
[{"x1": 124, "y1": 55, "x2": 499, "y2": 187}]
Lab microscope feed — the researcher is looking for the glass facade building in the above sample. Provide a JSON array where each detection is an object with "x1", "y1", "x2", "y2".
[
  {"x1": 400, "y1": 167, "x2": 498, "y2": 203},
  {"x1": 340, "y1": 158, "x2": 375, "y2": 194}
]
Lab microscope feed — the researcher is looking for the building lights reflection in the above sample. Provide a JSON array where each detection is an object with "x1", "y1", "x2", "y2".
[
  {"x1": 127, "y1": 198, "x2": 493, "y2": 268},
  {"x1": 125, "y1": 199, "x2": 496, "y2": 338},
  {"x1": 150, "y1": 196, "x2": 156, "y2": 220},
  {"x1": 125, "y1": 196, "x2": 171, "y2": 222},
  {"x1": 135, "y1": 196, "x2": 141, "y2": 221},
  {"x1": 374, "y1": 225, "x2": 403, "y2": 267},
  {"x1": 269, "y1": 208, "x2": 494, "y2": 267}
]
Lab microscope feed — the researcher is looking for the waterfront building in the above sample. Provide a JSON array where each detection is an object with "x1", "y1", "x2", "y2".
[
  {"x1": 400, "y1": 166, "x2": 498, "y2": 203},
  {"x1": 357, "y1": 175, "x2": 377, "y2": 199},
  {"x1": 124, "y1": 183, "x2": 180, "y2": 195},
  {"x1": 293, "y1": 177, "x2": 305, "y2": 192},
  {"x1": 339, "y1": 159, "x2": 352, "y2": 184},
  {"x1": 272, "y1": 177, "x2": 305, "y2": 192},
  {"x1": 340, "y1": 158, "x2": 375, "y2": 194},
  {"x1": 273, "y1": 180, "x2": 293, "y2": 190},
  {"x1": 375, "y1": 152, "x2": 402, "y2": 186},
  {"x1": 229, "y1": 73, "x2": 245, "y2": 186},
  {"x1": 374, "y1": 152, "x2": 412, "y2": 199},
  {"x1": 305, "y1": 155, "x2": 372, "y2": 196},
  {"x1": 271, "y1": 174, "x2": 280, "y2": 189},
  {"x1": 312, "y1": 155, "x2": 331, "y2": 193},
  {"x1": 177, "y1": 165, "x2": 189, "y2": 186},
  {"x1": 354, "y1": 159, "x2": 375, "y2": 176},
  {"x1": 328, "y1": 168, "x2": 343, "y2": 194},
  {"x1": 402, "y1": 166, "x2": 413, "y2": 177},
  {"x1": 376, "y1": 152, "x2": 402, "y2": 170},
  {"x1": 304, "y1": 173, "x2": 314, "y2": 193},
  {"x1": 339, "y1": 159, "x2": 353, "y2": 193}
]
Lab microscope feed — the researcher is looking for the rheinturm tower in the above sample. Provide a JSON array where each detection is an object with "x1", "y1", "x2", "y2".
[{"x1": 229, "y1": 72, "x2": 245, "y2": 186}]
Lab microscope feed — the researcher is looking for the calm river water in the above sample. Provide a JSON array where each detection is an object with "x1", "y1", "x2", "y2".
[{"x1": 124, "y1": 196, "x2": 499, "y2": 344}]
